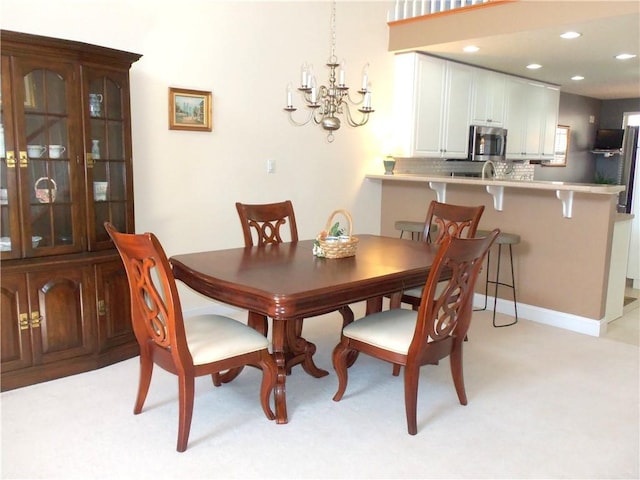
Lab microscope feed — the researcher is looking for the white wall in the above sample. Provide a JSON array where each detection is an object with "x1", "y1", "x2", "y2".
[{"x1": 1, "y1": 0, "x2": 394, "y2": 310}]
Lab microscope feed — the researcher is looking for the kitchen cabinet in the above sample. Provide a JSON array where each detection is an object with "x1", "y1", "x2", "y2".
[
  {"x1": 0, "y1": 30, "x2": 141, "y2": 391},
  {"x1": 393, "y1": 53, "x2": 472, "y2": 158},
  {"x1": 505, "y1": 76, "x2": 560, "y2": 161},
  {"x1": 470, "y1": 69, "x2": 506, "y2": 126}
]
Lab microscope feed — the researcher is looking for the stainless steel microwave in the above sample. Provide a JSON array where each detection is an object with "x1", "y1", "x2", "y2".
[{"x1": 468, "y1": 125, "x2": 507, "y2": 162}]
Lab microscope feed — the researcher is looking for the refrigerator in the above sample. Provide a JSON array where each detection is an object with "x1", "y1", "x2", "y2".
[{"x1": 617, "y1": 126, "x2": 639, "y2": 214}]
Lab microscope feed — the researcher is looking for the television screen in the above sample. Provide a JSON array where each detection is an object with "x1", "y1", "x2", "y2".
[{"x1": 593, "y1": 129, "x2": 624, "y2": 150}]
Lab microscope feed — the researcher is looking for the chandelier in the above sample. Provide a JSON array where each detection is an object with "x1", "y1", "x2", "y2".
[{"x1": 283, "y1": 0, "x2": 374, "y2": 142}]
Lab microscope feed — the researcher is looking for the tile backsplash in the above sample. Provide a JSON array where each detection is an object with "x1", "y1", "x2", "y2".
[{"x1": 391, "y1": 157, "x2": 535, "y2": 181}]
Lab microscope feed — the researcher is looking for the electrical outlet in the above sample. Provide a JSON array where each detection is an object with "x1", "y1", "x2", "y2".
[
  {"x1": 267, "y1": 159, "x2": 275, "y2": 174},
  {"x1": 589, "y1": 115, "x2": 595, "y2": 124}
]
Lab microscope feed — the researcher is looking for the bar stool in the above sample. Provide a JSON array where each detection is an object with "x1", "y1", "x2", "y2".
[
  {"x1": 394, "y1": 220, "x2": 424, "y2": 240},
  {"x1": 475, "y1": 229, "x2": 519, "y2": 327}
]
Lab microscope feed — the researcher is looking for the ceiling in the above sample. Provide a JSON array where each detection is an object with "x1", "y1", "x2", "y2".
[{"x1": 387, "y1": 1, "x2": 640, "y2": 100}]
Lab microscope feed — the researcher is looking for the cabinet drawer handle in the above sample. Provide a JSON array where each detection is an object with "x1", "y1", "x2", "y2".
[
  {"x1": 19, "y1": 313, "x2": 29, "y2": 330},
  {"x1": 19, "y1": 151, "x2": 28, "y2": 168},
  {"x1": 98, "y1": 300, "x2": 106, "y2": 316},
  {"x1": 6, "y1": 151, "x2": 16, "y2": 168},
  {"x1": 31, "y1": 311, "x2": 42, "y2": 328}
]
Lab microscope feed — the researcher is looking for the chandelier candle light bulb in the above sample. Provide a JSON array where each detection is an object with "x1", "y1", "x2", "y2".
[
  {"x1": 361, "y1": 63, "x2": 369, "y2": 91},
  {"x1": 287, "y1": 83, "x2": 293, "y2": 108}
]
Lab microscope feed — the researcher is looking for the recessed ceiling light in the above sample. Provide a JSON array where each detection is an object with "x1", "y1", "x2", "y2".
[
  {"x1": 615, "y1": 53, "x2": 637, "y2": 60},
  {"x1": 526, "y1": 63, "x2": 542, "y2": 70},
  {"x1": 571, "y1": 75, "x2": 585, "y2": 81},
  {"x1": 560, "y1": 31, "x2": 582, "y2": 39},
  {"x1": 463, "y1": 45, "x2": 479, "y2": 53}
]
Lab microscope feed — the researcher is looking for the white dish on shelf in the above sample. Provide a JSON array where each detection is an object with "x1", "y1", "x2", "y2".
[{"x1": 0, "y1": 235, "x2": 43, "y2": 251}]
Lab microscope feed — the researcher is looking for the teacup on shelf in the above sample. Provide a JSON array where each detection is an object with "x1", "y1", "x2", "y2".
[
  {"x1": 27, "y1": 144, "x2": 46, "y2": 158},
  {"x1": 48, "y1": 145, "x2": 66, "y2": 158}
]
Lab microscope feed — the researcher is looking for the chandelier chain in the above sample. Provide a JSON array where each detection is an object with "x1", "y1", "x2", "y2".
[{"x1": 330, "y1": 0, "x2": 337, "y2": 63}]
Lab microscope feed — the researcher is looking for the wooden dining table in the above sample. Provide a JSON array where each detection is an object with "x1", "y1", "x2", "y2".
[{"x1": 169, "y1": 234, "x2": 439, "y2": 424}]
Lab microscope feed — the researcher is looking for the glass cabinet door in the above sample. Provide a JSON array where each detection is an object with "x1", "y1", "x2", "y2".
[
  {"x1": 11, "y1": 58, "x2": 83, "y2": 257},
  {"x1": 85, "y1": 68, "x2": 134, "y2": 250},
  {"x1": 1, "y1": 55, "x2": 21, "y2": 260}
]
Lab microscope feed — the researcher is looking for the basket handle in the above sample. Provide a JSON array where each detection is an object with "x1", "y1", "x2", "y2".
[
  {"x1": 35, "y1": 177, "x2": 57, "y2": 190},
  {"x1": 324, "y1": 209, "x2": 353, "y2": 237}
]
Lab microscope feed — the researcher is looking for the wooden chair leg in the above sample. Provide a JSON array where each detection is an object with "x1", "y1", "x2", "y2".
[
  {"x1": 450, "y1": 343, "x2": 468, "y2": 405},
  {"x1": 134, "y1": 353, "x2": 154, "y2": 414},
  {"x1": 176, "y1": 374, "x2": 195, "y2": 453},
  {"x1": 332, "y1": 341, "x2": 351, "y2": 401},
  {"x1": 215, "y1": 367, "x2": 244, "y2": 385},
  {"x1": 392, "y1": 364, "x2": 402, "y2": 376},
  {"x1": 258, "y1": 351, "x2": 277, "y2": 420},
  {"x1": 403, "y1": 363, "x2": 420, "y2": 436}
]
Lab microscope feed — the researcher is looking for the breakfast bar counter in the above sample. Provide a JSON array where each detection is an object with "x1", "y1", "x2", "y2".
[{"x1": 367, "y1": 173, "x2": 627, "y2": 336}]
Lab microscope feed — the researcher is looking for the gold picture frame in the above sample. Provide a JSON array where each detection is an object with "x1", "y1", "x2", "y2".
[{"x1": 168, "y1": 87, "x2": 212, "y2": 131}]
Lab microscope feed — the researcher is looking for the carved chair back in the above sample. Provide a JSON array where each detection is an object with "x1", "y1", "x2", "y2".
[
  {"x1": 413, "y1": 230, "x2": 499, "y2": 353},
  {"x1": 104, "y1": 222, "x2": 190, "y2": 368},
  {"x1": 422, "y1": 201, "x2": 484, "y2": 244},
  {"x1": 236, "y1": 200, "x2": 299, "y2": 247}
]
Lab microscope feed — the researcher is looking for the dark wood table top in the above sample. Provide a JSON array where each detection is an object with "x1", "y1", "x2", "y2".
[{"x1": 170, "y1": 234, "x2": 438, "y2": 320}]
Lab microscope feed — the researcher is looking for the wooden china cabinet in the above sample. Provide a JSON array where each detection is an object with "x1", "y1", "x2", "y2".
[{"x1": 0, "y1": 30, "x2": 141, "y2": 390}]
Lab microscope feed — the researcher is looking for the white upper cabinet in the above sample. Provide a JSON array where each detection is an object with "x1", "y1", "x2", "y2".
[
  {"x1": 392, "y1": 53, "x2": 559, "y2": 161},
  {"x1": 505, "y1": 76, "x2": 560, "y2": 160},
  {"x1": 392, "y1": 53, "x2": 471, "y2": 158},
  {"x1": 441, "y1": 61, "x2": 474, "y2": 158},
  {"x1": 471, "y1": 69, "x2": 506, "y2": 126},
  {"x1": 540, "y1": 85, "x2": 561, "y2": 159}
]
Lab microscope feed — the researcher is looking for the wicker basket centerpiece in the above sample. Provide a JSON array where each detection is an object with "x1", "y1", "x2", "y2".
[{"x1": 313, "y1": 209, "x2": 358, "y2": 259}]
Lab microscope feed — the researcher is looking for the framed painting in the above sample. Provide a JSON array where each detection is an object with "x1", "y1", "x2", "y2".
[{"x1": 168, "y1": 87, "x2": 212, "y2": 131}]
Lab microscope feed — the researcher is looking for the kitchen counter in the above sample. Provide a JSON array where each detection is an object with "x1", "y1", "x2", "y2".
[
  {"x1": 366, "y1": 173, "x2": 625, "y2": 218},
  {"x1": 370, "y1": 173, "x2": 628, "y2": 335},
  {"x1": 366, "y1": 173, "x2": 625, "y2": 194}
]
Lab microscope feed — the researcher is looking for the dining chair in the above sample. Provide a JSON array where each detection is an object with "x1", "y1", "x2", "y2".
[
  {"x1": 235, "y1": 201, "x2": 299, "y2": 339},
  {"x1": 332, "y1": 230, "x2": 499, "y2": 435},
  {"x1": 236, "y1": 200, "x2": 299, "y2": 247},
  {"x1": 104, "y1": 222, "x2": 277, "y2": 452},
  {"x1": 396, "y1": 200, "x2": 485, "y2": 311}
]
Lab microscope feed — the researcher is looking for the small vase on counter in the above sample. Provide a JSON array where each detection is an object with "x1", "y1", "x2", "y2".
[{"x1": 383, "y1": 156, "x2": 396, "y2": 175}]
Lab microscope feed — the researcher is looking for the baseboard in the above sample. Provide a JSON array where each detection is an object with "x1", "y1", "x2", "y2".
[{"x1": 472, "y1": 294, "x2": 606, "y2": 337}]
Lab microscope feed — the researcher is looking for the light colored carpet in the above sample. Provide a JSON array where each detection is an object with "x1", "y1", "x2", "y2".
[{"x1": 1, "y1": 304, "x2": 638, "y2": 479}]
